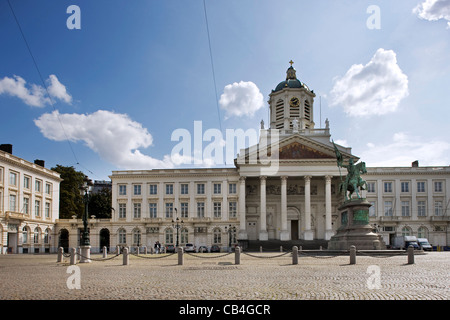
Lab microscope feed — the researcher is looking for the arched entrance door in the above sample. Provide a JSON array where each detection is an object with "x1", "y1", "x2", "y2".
[
  {"x1": 99, "y1": 228, "x2": 110, "y2": 252},
  {"x1": 58, "y1": 229, "x2": 69, "y2": 253},
  {"x1": 287, "y1": 207, "x2": 301, "y2": 240}
]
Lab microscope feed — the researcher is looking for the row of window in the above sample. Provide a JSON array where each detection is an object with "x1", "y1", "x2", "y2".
[
  {"x1": 117, "y1": 227, "x2": 237, "y2": 246},
  {"x1": 4, "y1": 193, "x2": 51, "y2": 218},
  {"x1": 118, "y1": 183, "x2": 238, "y2": 196},
  {"x1": 4, "y1": 170, "x2": 53, "y2": 195},
  {"x1": 21, "y1": 227, "x2": 51, "y2": 244},
  {"x1": 367, "y1": 181, "x2": 444, "y2": 194},
  {"x1": 118, "y1": 201, "x2": 238, "y2": 219},
  {"x1": 369, "y1": 200, "x2": 446, "y2": 217}
]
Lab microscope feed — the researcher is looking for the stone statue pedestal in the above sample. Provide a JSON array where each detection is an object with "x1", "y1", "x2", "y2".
[{"x1": 328, "y1": 199, "x2": 386, "y2": 250}]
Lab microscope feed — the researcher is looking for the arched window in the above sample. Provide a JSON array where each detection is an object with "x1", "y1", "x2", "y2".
[
  {"x1": 180, "y1": 228, "x2": 189, "y2": 245},
  {"x1": 275, "y1": 99, "x2": 284, "y2": 129},
  {"x1": 213, "y1": 228, "x2": 222, "y2": 244},
  {"x1": 304, "y1": 100, "x2": 311, "y2": 122},
  {"x1": 22, "y1": 227, "x2": 28, "y2": 244},
  {"x1": 34, "y1": 227, "x2": 40, "y2": 244},
  {"x1": 118, "y1": 229, "x2": 127, "y2": 244},
  {"x1": 401, "y1": 226, "x2": 412, "y2": 237},
  {"x1": 132, "y1": 229, "x2": 141, "y2": 245},
  {"x1": 44, "y1": 228, "x2": 50, "y2": 244},
  {"x1": 417, "y1": 226, "x2": 429, "y2": 239},
  {"x1": 165, "y1": 228, "x2": 174, "y2": 244}
]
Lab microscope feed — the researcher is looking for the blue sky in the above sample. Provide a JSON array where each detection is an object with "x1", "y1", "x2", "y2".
[{"x1": 1, "y1": 0, "x2": 450, "y2": 181}]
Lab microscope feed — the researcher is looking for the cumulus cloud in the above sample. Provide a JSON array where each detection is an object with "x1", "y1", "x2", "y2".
[
  {"x1": 219, "y1": 81, "x2": 264, "y2": 119},
  {"x1": 34, "y1": 110, "x2": 174, "y2": 169},
  {"x1": 0, "y1": 74, "x2": 72, "y2": 107},
  {"x1": 413, "y1": 0, "x2": 450, "y2": 28},
  {"x1": 329, "y1": 48, "x2": 409, "y2": 117},
  {"x1": 360, "y1": 132, "x2": 450, "y2": 167}
]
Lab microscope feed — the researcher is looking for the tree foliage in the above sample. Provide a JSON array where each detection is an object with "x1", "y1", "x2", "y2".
[
  {"x1": 51, "y1": 165, "x2": 85, "y2": 219},
  {"x1": 88, "y1": 187, "x2": 112, "y2": 219}
]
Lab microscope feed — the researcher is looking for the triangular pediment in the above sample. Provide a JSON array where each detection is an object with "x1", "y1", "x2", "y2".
[
  {"x1": 235, "y1": 132, "x2": 357, "y2": 166},
  {"x1": 278, "y1": 141, "x2": 334, "y2": 159}
]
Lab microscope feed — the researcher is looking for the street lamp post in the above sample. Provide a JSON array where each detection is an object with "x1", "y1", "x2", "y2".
[
  {"x1": 172, "y1": 208, "x2": 184, "y2": 248},
  {"x1": 225, "y1": 224, "x2": 236, "y2": 252},
  {"x1": 79, "y1": 175, "x2": 93, "y2": 263}
]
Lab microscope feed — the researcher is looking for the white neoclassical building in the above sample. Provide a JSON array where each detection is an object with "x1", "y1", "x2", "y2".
[
  {"x1": 55, "y1": 63, "x2": 450, "y2": 252},
  {"x1": 0, "y1": 145, "x2": 62, "y2": 254}
]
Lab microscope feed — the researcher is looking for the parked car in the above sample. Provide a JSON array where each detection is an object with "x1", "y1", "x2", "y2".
[
  {"x1": 418, "y1": 238, "x2": 432, "y2": 251},
  {"x1": 210, "y1": 245, "x2": 221, "y2": 253},
  {"x1": 166, "y1": 245, "x2": 176, "y2": 253},
  {"x1": 184, "y1": 243, "x2": 195, "y2": 252},
  {"x1": 197, "y1": 246, "x2": 208, "y2": 253}
]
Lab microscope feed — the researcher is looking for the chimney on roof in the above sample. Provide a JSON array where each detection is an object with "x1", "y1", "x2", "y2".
[
  {"x1": 0, "y1": 144, "x2": 13, "y2": 154},
  {"x1": 412, "y1": 160, "x2": 419, "y2": 168},
  {"x1": 34, "y1": 159, "x2": 45, "y2": 167}
]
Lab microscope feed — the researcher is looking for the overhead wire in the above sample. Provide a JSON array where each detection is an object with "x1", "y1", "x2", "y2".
[{"x1": 6, "y1": 0, "x2": 96, "y2": 177}]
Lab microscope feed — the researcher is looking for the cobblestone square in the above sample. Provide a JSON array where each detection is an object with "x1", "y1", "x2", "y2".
[{"x1": 0, "y1": 251, "x2": 449, "y2": 301}]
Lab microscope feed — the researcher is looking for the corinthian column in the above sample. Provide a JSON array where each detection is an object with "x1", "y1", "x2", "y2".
[
  {"x1": 238, "y1": 176, "x2": 247, "y2": 240},
  {"x1": 325, "y1": 175, "x2": 334, "y2": 240},
  {"x1": 304, "y1": 175, "x2": 314, "y2": 240},
  {"x1": 259, "y1": 176, "x2": 268, "y2": 240},
  {"x1": 280, "y1": 176, "x2": 289, "y2": 240}
]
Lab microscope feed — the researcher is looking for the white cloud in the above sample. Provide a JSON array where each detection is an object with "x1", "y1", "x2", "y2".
[
  {"x1": 47, "y1": 74, "x2": 72, "y2": 104},
  {"x1": 34, "y1": 110, "x2": 174, "y2": 169},
  {"x1": 0, "y1": 74, "x2": 72, "y2": 107},
  {"x1": 219, "y1": 81, "x2": 264, "y2": 119},
  {"x1": 360, "y1": 132, "x2": 450, "y2": 167},
  {"x1": 329, "y1": 48, "x2": 409, "y2": 117},
  {"x1": 413, "y1": 0, "x2": 450, "y2": 27}
]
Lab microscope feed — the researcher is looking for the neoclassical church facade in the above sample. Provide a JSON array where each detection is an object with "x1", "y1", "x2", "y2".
[{"x1": 2, "y1": 63, "x2": 449, "y2": 253}]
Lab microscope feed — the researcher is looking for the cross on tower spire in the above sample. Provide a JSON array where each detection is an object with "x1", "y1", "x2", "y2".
[{"x1": 289, "y1": 60, "x2": 294, "y2": 66}]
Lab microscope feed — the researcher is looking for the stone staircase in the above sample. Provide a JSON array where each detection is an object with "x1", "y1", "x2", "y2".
[{"x1": 242, "y1": 239, "x2": 329, "y2": 252}]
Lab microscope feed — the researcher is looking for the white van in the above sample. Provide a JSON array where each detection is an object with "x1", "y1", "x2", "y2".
[{"x1": 417, "y1": 238, "x2": 432, "y2": 251}]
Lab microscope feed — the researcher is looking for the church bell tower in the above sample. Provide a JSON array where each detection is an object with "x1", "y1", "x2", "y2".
[{"x1": 268, "y1": 61, "x2": 316, "y2": 132}]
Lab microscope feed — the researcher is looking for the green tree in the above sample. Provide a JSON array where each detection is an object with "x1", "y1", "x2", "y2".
[
  {"x1": 51, "y1": 165, "x2": 86, "y2": 219},
  {"x1": 88, "y1": 187, "x2": 112, "y2": 219}
]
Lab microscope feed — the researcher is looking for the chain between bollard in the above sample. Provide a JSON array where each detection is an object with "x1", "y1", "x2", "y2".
[
  {"x1": 298, "y1": 251, "x2": 341, "y2": 259},
  {"x1": 76, "y1": 252, "x2": 122, "y2": 262},
  {"x1": 129, "y1": 252, "x2": 176, "y2": 259},
  {"x1": 185, "y1": 252, "x2": 233, "y2": 259},
  {"x1": 242, "y1": 251, "x2": 292, "y2": 259}
]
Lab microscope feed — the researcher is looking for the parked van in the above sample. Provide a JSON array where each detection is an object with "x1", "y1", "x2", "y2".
[
  {"x1": 393, "y1": 236, "x2": 420, "y2": 250},
  {"x1": 417, "y1": 238, "x2": 432, "y2": 251}
]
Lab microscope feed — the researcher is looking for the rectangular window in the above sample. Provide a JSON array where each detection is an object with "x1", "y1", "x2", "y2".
[
  {"x1": 229, "y1": 183, "x2": 237, "y2": 194},
  {"x1": 23, "y1": 197, "x2": 29, "y2": 214},
  {"x1": 418, "y1": 201, "x2": 426, "y2": 217},
  {"x1": 401, "y1": 201, "x2": 410, "y2": 217},
  {"x1": 369, "y1": 201, "x2": 376, "y2": 217},
  {"x1": 119, "y1": 185, "x2": 127, "y2": 196},
  {"x1": 213, "y1": 183, "x2": 221, "y2": 194},
  {"x1": 434, "y1": 181, "x2": 443, "y2": 193},
  {"x1": 9, "y1": 194, "x2": 16, "y2": 211},
  {"x1": 213, "y1": 202, "x2": 222, "y2": 218},
  {"x1": 133, "y1": 203, "x2": 141, "y2": 218},
  {"x1": 180, "y1": 202, "x2": 189, "y2": 218},
  {"x1": 119, "y1": 203, "x2": 126, "y2": 219},
  {"x1": 435, "y1": 201, "x2": 443, "y2": 216},
  {"x1": 149, "y1": 184, "x2": 157, "y2": 195},
  {"x1": 384, "y1": 182, "x2": 392, "y2": 193},
  {"x1": 401, "y1": 182, "x2": 409, "y2": 193},
  {"x1": 367, "y1": 182, "x2": 375, "y2": 193},
  {"x1": 149, "y1": 203, "x2": 157, "y2": 218},
  {"x1": 180, "y1": 184, "x2": 189, "y2": 195},
  {"x1": 166, "y1": 184, "x2": 173, "y2": 195},
  {"x1": 24, "y1": 176, "x2": 30, "y2": 189},
  {"x1": 384, "y1": 201, "x2": 393, "y2": 216},
  {"x1": 197, "y1": 202, "x2": 205, "y2": 218},
  {"x1": 35, "y1": 200, "x2": 41, "y2": 217},
  {"x1": 197, "y1": 183, "x2": 205, "y2": 195},
  {"x1": 417, "y1": 182, "x2": 425, "y2": 193},
  {"x1": 9, "y1": 172, "x2": 17, "y2": 186},
  {"x1": 165, "y1": 203, "x2": 173, "y2": 218},
  {"x1": 35, "y1": 180, "x2": 42, "y2": 193},
  {"x1": 45, "y1": 183, "x2": 52, "y2": 195},
  {"x1": 45, "y1": 202, "x2": 50, "y2": 218},
  {"x1": 229, "y1": 201, "x2": 237, "y2": 218},
  {"x1": 133, "y1": 184, "x2": 141, "y2": 196}
]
